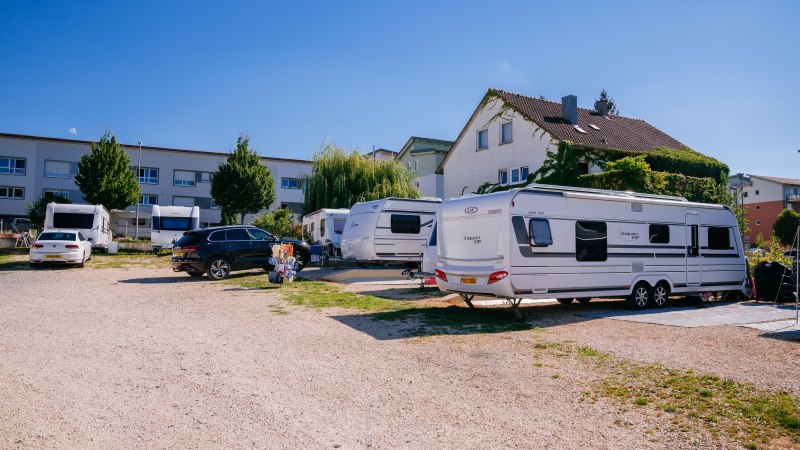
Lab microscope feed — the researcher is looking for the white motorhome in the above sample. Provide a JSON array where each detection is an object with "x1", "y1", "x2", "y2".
[
  {"x1": 151, "y1": 205, "x2": 200, "y2": 250},
  {"x1": 435, "y1": 184, "x2": 747, "y2": 317},
  {"x1": 302, "y1": 208, "x2": 350, "y2": 255},
  {"x1": 45, "y1": 203, "x2": 112, "y2": 250},
  {"x1": 340, "y1": 197, "x2": 441, "y2": 263}
]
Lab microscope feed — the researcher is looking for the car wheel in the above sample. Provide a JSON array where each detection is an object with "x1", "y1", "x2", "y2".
[
  {"x1": 557, "y1": 298, "x2": 573, "y2": 305},
  {"x1": 293, "y1": 251, "x2": 305, "y2": 272},
  {"x1": 626, "y1": 282, "x2": 652, "y2": 310},
  {"x1": 77, "y1": 257, "x2": 85, "y2": 268},
  {"x1": 206, "y1": 257, "x2": 231, "y2": 280},
  {"x1": 653, "y1": 282, "x2": 670, "y2": 308},
  {"x1": 576, "y1": 297, "x2": 592, "y2": 304}
]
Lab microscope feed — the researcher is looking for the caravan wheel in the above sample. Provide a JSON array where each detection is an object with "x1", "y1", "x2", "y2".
[
  {"x1": 653, "y1": 282, "x2": 670, "y2": 308},
  {"x1": 627, "y1": 282, "x2": 652, "y2": 310},
  {"x1": 557, "y1": 298, "x2": 574, "y2": 305}
]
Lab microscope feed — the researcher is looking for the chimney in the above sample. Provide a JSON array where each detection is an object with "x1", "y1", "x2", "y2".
[
  {"x1": 596, "y1": 99, "x2": 608, "y2": 116},
  {"x1": 561, "y1": 95, "x2": 577, "y2": 125}
]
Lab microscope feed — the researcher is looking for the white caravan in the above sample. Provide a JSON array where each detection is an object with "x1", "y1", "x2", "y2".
[
  {"x1": 151, "y1": 205, "x2": 200, "y2": 250},
  {"x1": 45, "y1": 203, "x2": 112, "y2": 250},
  {"x1": 302, "y1": 208, "x2": 350, "y2": 255},
  {"x1": 435, "y1": 184, "x2": 747, "y2": 317},
  {"x1": 340, "y1": 197, "x2": 441, "y2": 263}
]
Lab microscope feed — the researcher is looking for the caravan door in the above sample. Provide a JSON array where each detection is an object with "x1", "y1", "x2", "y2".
[{"x1": 685, "y1": 213, "x2": 701, "y2": 286}]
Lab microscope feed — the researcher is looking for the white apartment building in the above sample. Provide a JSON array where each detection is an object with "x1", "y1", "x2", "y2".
[{"x1": 0, "y1": 133, "x2": 310, "y2": 228}]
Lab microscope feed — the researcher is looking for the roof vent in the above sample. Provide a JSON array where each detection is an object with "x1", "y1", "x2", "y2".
[
  {"x1": 561, "y1": 95, "x2": 577, "y2": 125},
  {"x1": 589, "y1": 124, "x2": 600, "y2": 130}
]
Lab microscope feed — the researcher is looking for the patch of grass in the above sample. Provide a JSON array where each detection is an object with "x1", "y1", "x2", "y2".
[
  {"x1": 87, "y1": 253, "x2": 172, "y2": 269},
  {"x1": 551, "y1": 374, "x2": 560, "y2": 379},
  {"x1": 0, "y1": 253, "x2": 28, "y2": 270},
  {"x1": 634, "y1": 397, "x2": 648, "y2": 406}
]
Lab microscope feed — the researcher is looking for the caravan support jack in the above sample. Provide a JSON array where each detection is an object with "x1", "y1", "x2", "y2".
[
  {"x1": 459, "y1": 294, "x2": 475, "y2": 308},
  {"x1": 506, "y1": 298, "x2": 523, "y2": 319}
]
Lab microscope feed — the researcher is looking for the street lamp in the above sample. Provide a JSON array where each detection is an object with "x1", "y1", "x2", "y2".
[{"x1": 135, "y1": 141, "x2": 142, "y2": 240}]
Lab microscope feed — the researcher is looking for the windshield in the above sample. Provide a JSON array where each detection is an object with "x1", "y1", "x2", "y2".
[
  {"x1": 53, "y1": 212, "x2": 94, "y2": 229},
  {"x1": 333, "y1": 218, "x2": 346, "y2": 234},
  {"x1": 159, "y1": 217, "x2": 192, "y2": 231},
  {"x1": 39, "y1": 232, "x2": 76, "y2": 241}
]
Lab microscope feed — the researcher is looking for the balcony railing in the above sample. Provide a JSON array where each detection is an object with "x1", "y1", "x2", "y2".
[{"x1": 788, "y1": 194, "x2": 800, "y2": 202}]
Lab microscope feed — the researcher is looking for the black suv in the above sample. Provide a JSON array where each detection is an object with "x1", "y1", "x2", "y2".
[{"x1": 171, "y1": 225, "x2": 311, "y2": 280}]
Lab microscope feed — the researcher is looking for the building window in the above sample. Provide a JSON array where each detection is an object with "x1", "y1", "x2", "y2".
[
  {"x1": 477, "y1": 129, "x2": 488, "y2": 150},
  {"x1": 44, "y1": 160, "x2": 72, "y2": 178},
  {"x1": 755, "y1": 190, "x2": 759, "y2": 195},
  {"x1": 755, "y1": 220, "x2": 761, "y2": 225},
  {"x1": 578, "y1": 161, "x2": 589, "y2": 175},
  {"x1": 138, "y1": 168, "x2": 159, "y2": 184},
  {"x1": 200, "y1": 172, "x2": 211, "y2": 183},
  {"x1": 576, "y1": 221, "x2": 607, "y2": 262},
  {"x1": 407, "y1": 161, "x2": 412, "y2": 169},
  {"x1": 281, "y1": 177, "x2": 302, "y2": 189},
  {"x1": 499, "y1": 169, "x2": 508, "y2": 185},
  {"x1": 0, "y1": 186, "x2": 24, "y2": 199},
  {"x1": 174, "y1": 170, "x2": 195, "y2": 187},
  {"x1": 414, "y1": 160, "x2": 418, "y2": 171},
  {"x1": 210, "y1": 199, "x2": 219, "y2": 209},
  {"x1": 173, "y1": 196, "x2": 195, "y2": 207},
  {"x1": 743, "y1": 191, "x2": 748, "y2": 198},
  {"x1": 521, "y1": 166, "x2": 529, "y2": 182},
  {"x1": 511, "y1": 167, "x2": 521, "y2": 184},
  {"x1": 139, "y1": 194, "x2": 158, "y2": 205},
  {"x1": 0, "y1": 157, "x2": 26, "y2": 175},
  {"x1": 755, "y1": 205, "x2": 760, "y2": 210},
  {"x1": 43, "y1": 189, "x2": 70, "y2": 200},
  {"x1": 500, "y1": 122, "x2": 513, "y2": 144}
]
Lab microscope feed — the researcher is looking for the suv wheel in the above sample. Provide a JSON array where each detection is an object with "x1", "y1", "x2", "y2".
[
  {"x1": 206, "y1": 257, "x2": 231, "y2": 280},
  {"x1": 293, "y1": 251, "x2": 305, "y2": 272}
]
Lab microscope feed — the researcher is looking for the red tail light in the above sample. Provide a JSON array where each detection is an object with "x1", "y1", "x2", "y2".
[
  {"x1": 488, "y1": 271, "x2": 508, "y2": 284},
  {"x1": 177, "y1": 245, "x2": 199, "y2": 252},
  {"x1": 65, "y1": 244, "x2": 80, "y2": 249},
  {"x1": 435, "y1": 269, "x2": 447, "y2": 282},
  {"x1": 32, "y1": 244, "x2": 44, "y2": 248}
]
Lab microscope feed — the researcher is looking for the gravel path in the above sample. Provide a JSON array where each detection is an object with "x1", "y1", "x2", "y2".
[{"x1": 0, "y1": 266, "x2": 791, "y2": 448}]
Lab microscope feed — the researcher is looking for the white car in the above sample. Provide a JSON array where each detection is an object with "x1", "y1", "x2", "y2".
[{"x1": 29, "y1": 229, "x2": 93, "y2": 268}]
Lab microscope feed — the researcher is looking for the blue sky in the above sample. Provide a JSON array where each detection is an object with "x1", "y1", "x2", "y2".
[{"x1": 1, "y1": 0, "x2": 798, "y2": 177}]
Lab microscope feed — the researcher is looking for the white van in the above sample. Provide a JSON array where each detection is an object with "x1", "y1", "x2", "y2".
[
  {"x1": 435, "y1": 184, "x2": 747, "y2": 317},
  {"x1": 151, "y1": 205, "x2": 200, "y2": 250},
  {"x1": 340, "y1": 197, "x2": 441, "y2": 263},
  {"x1": 45, "y1": 203, "x2": 112, "y2": 250},
  {"x1": 302, "y1": 208, "x2": 349, "y2": 255}
]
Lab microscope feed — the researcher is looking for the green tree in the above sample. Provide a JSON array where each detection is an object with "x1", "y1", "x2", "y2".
[
  {"x1": 251, "y1": 207, "x2": 300, "y2": 238},
  {"x1": 532, "y1": 141, "x2": 603, "y2": 186},
  {"x1": 303, "y1": 143, "x2": 419, "y2": 212},
  {"x1": 594, "y1": 89, "x2": 619, "y2": 115},
  {"x1": 75, "y1": 131, "x2": 140, "y2": 210},
  {"x1": 773, "y1": 208, "x2": 800, "y2": 246},
  {"x1": 211, "y1": 135, "x2": 276, "y2": 225},
  {"x1": 27, "y1": 195, "x2": 72, "y2": 230}
]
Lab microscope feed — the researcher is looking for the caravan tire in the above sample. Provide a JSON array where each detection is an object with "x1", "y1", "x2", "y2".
[
  {"x1": 653, "y1": 282, "x2": 670, "y2": 308},
  {"x1": 627, "y1": 282, "x2": 652, "y2": 310},
  {"x1": 206, "y1": 257, "x2": 231, "y2": 280},
  {"x1": 576, "y1": 298, "x2": 592, "y2": 304},
  {"x1": 557, "y1": 298, "x2": 574, "y2": 305}
]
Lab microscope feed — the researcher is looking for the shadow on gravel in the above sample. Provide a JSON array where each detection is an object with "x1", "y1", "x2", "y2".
[
  {"x1": 331, "y1": 301, "x2": 606, "y2": 340},
  {"x1": 355, "y1": 287, "x2": 447, "y2": 301},
  {"x1": 118, "y1": 276, "x2": 205, "y2": 284}
]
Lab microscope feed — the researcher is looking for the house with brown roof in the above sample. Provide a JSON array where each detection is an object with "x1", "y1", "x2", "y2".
[
  {"x1": 728, "y1": 173, "x2": 800, "y2": 246},
  {"x1": 436, "y1": 88, "x2": 693, "y2": 199}
]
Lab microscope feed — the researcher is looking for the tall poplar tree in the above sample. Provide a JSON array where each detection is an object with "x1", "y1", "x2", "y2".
[
  {"x1": 211, "y1": 135, "x2": 276, "y2": 225},
  {"x1": 75, "y1": 131, "x2": 140, "y2": 210}
]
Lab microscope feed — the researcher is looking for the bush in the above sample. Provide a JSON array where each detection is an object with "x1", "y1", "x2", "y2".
[
  {"x1": 773, "y1": 209, "x2": 800, "y2": 246},
  {"x1": 251, "y1": 208, "x2": 301, "y2": 239}
]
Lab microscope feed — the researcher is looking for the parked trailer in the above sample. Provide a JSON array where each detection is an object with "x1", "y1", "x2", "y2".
[
  {"x1": 44, "y1": 203, "x2": 112, "y2": 250},
  {"x1": 302, "y1": 208, "x2": 349, "y2": 255},
  {"x1": 435, "y1": 184, "x2": 747, "y2": 318},
  {"x1": 340, "y1": 197, "x2": 441, "y2": 264},
  {"x1": 151, "y1": 205, "x2": 200, "y2": 251}
]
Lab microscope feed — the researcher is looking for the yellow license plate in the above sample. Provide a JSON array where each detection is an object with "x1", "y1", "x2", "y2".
[
  {"x1": 461, "y1": 276, "x2": 477, "y2": 284},
  {"x1": 174, "y1": 252, "x2": 185, "y2": 258},
  {"x1": 45, "y1": 254, "x2": 62, "y2": 259}
]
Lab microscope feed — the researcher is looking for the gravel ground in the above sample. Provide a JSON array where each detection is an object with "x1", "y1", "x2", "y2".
[{"x1": 0, "y1": 266, "x2": 794, "y2": 448}]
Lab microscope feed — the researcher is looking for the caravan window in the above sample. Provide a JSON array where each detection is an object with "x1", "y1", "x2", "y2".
[
  {"x1": 53, "y1": 212, "x2": 94, "y2": 229},
  {"x1": 429, "y1": 223, "x2": 437, "y2": 246},
  {"x1": 708, "y1": 227, "x2": 731, "y2": 250},
  {"x1": 529, "y1": 219, "x2": 553, "y2": 246},
  {"x1": 649, "y1": 224, "x2": 670, "y2": 244},
  {"x1": 333, "y1": 218, "x2": 346, "y2": 234},
  {"x1": 390, "y1": 214, "x2": 421, "y2": 234},
  {"x1": 320, "y1": 219, "x2": 326, "y2": 235},
  {"x1": 575, "y1": 221, "x2": 607, "y2": 262},
  {"x1": 160, "y1": 217, "x2": 192, "y2": 231}
]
